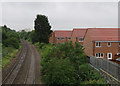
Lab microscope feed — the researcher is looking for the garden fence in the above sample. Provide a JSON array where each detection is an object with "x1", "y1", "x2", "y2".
[{"x1": 90, "y1": 55, "x2": 120, "y2": 80}]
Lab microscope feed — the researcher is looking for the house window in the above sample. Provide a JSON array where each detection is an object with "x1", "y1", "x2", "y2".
[
  {"x1": 96, "y1": 53, "x2": 98, "y2": 57},
  {"x1": 119, "y1": 42, "x2": 120, "y2": 47},
  {"x1": 101, "y1": 53, "x2": 104, "y2": 57},
  {"x1": 57, "y1": 37, "x2": 60, "y2": 40},
  {"x1": 67, "y1": 37, "x2": 71, "y2": 40},
  {"x1": 96, "y1": 42, "x2": 101, "y2": 47},
  {"x1": 107, "y1": 53, "x2": 112, "y2": 59},
  {"x1": 107, "y1": 42, "x2": 111, "y2": 47},
  {"x1": 61, "y1": 37, "x2": 64, "y2": 40},
  {"x1": 78, "y1": 37, "x2": 83, "y2": 42},
  {"x1": 96, "y1": 53, "x2": 104, "y2": 58}
]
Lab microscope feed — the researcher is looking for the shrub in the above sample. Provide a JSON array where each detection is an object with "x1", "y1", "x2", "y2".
[
  {"x1": 39, "y1": 42, "x2": 105, "y2": 85},
  {"x1": 4, "y1": 37, "x2": 19, "y2": 49},
  {"x1": 41, "y1": 58, "x2": 77, "y2": 85}
]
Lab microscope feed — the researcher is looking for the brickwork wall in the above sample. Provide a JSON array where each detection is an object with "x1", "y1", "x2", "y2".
[
  {"x1": 83, "y1": 30, "x2": 93, "y2": 57},
  {"x1": 49, "y1": 32, "x2": 54, "y2": 43},
  {"x1": 94, "y1": 42, "x2": 119, "y2": 60},
  {"x1": 55, "y1": 37, "x2": 71, "y2": 44}
]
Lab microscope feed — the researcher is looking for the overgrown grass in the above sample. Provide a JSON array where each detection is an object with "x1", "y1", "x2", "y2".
[{"x1": 2, "y1": 46, "x2": 21, "y2": 68}]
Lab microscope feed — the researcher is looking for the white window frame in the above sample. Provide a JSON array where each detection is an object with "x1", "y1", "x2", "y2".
[
  {"x1": 101, "y1": 53, "x2": 104, "y2": 58},
  {"x1": 96, "y1": 53, "x2": 104, "y2": 58},
  {"x1": 57, "y1": 37, "x2": 60, "y2": 40},
  {"x1": 78, "y1": 37, "x2": 83, "y2": 42},
  {"x1": 67, "y1": 37, "x2": 71, "y2": 40},
  {"x1": 107, "y1": 42, "x2": 111, "y2": 47},
  {"x1": 107, "y1": 53, "x2": 112, "y2": 60},
  {"x1": 96, "y1": 42, "x2": 101, "y2": 47},
  {"x1": 96, "y1": 53, "x2": 99, "y2": 57},
  {"x1": 61, "y1": 37, "x2": 64, "y2": 40}
]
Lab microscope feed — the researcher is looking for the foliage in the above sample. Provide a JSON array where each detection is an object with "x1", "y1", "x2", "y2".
[
  {"x1": 18, "y1": 30, "x2": 35, "y2": 42},
  {"x1": 0, "y1": 27, "x2": 2, "y2": 43},
  {"x1": 2, "y1": 45, "x2": 20, "y2": 68},
  {"x1": 2, "y1": 25, "x2": 20, "y2": 49},
  {"x1": 3, "y1": 37, "x2": 19, "y2": 49},
  {"x1": 34, "y1": 14, "x2": 52, "y2": 43},
  {"x1": 18, "y1": 14, "x2": 53, "y2": 44},
  {"x1": 18, "y1": 30, "x2": 28, "y2": 40},
  {"x1": 42, "y1": 58, "x2": 77, "y2": 85},
  {"x1": 1, "y1": 25, "x2": 21, "y2": 68},
  {"x1": 37, "y1": 42, "x2": 105, "y2": 85}
]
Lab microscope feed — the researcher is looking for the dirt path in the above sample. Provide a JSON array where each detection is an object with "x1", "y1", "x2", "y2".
[{"x1": 2, "y1": 40, "x2": 42, "y2": 85}]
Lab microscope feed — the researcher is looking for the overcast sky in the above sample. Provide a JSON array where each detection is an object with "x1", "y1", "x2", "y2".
[{"x1": 2, "y1": 1, "x2": 118, "y2": 31}]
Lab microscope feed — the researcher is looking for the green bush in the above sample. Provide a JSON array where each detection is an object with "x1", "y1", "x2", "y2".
[
  {"x1": 78, "y1": 64, "x2": 101, "y2": 81},
  {"x1": 2, "y1": 25, "x2": 20, "y2": 49},
  {"x1": 3, "y1": 37, "x2": 19, "y2": 49},
  {"x1": 39, "y1": 42, "x2": 105, "y2": 85},
  {"x1": 1, "y1": 25, "x2": 20, "y2": 68},
  {"x1": 81, "y1": 79, "x2": 107, "y2": 85},
  {"x1": 41, "y1": 58, "x2": 77, "y2": 85},
  {"x1": 2, "y1": 47, "x2": 19, "y2": 68}
]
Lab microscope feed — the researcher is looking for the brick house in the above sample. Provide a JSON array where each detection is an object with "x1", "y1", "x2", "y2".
[
  {"x1": 49, "y1": 29, "x2": 87, "y2": 45},
  {"x1": 83, "y1": 28, "x2": 120, "y2": 60},
  {"x1": 49, "y1": 30, "x2": 72, "y2": 44},
  {"x1": 49, "y1": 32, "x2": 55, "y2": 43},
  {"x1": 71, "y1": 28, "x2": 87, "y2": 45}
]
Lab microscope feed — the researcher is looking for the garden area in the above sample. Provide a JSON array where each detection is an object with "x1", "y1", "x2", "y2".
[{"x1": 35, "y1": 42, "x2": 106, "y2": 85}]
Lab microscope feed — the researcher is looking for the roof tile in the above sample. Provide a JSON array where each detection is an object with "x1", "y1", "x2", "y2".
[
  {"x1": 72, "y1": 28, "x2": 87, "y2": 37},
  {"x1": 54, "y1": 30, "x2": 72, "y2": 37},
  {"x1": 88, "y1": 28, "x2": 120, "y2": 41}
]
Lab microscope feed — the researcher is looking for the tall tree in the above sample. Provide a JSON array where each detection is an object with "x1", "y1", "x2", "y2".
[{"x1": 34, "y1": 14, "x2": 52, "y2": 43}]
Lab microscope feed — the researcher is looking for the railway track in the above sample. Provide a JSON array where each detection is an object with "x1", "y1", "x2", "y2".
[
  {"x1": 31, "y1": 44, "x2": 42, "y2": 84},
  {"x1": 2, "y1": 40, "x2": 28, "y2": 84},
  {"x1": 23, "y1": 43, "x2": 36, "y2": 84},
  {"x1": 2, "y1": 40, "x2": 41, "y2": 85}
]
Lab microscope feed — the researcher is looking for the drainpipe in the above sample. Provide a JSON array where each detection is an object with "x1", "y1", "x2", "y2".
[{"x1": 93, "y1": 41, "x2": 95, "y2": 56}]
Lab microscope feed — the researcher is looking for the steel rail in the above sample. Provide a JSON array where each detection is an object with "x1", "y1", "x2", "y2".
[{"x1": 2, "y1": 40, "x2": 28, "y2": 84}]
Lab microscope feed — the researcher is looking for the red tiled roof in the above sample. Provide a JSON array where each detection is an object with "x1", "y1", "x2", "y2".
[
  {"x1": 54, "y1": 30, "x2": 72, "y2": 37},
  {"x1": 88, "y1": 28, "x2": 120, "y2": 41},
  {"x1": 72, "y1": 28, "x2": 87, "y2": 37}
]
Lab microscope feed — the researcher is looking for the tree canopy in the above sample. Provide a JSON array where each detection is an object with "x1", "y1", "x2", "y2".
[
  {"x1": 34, "y1": 14, "x2": 52, "y2": 43},
  {"x1": 17, "y1": 14, "x2": 52, "y2": 44},
  {"x1": 2, "y1": 25, "x2": 20, "y2": 49}
]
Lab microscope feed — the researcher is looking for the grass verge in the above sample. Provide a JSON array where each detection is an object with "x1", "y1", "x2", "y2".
[{"x1": 2, "y1": 45, "x2": 21, "y2": 68}]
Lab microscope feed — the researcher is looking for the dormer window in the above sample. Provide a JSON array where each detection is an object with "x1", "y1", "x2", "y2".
[
  {"x1": 96, "y1": 42, "x2": 101, "y2": 47},
  {"x1": 78, "y1": 37, "x2": 83, "y2": 42},
  {"x1": 107, "y1": 42, "x2": 111, "y2": 47},
  {"x1": 61, "y1": 37, "x2": 64, "y2": 40},
  {"x1": 67, "y1": 37, "x2": 71, "y2": 40},
  {"x1": 57, "y1": 37, "x2": 60, "y2": 40}
]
